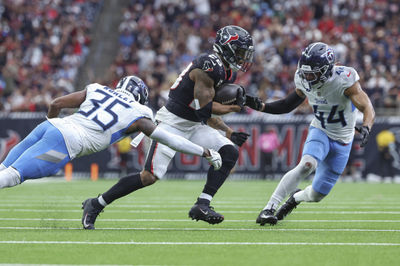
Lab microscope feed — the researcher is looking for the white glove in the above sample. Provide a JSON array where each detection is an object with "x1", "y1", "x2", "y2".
[{"x1": 205, "y1": 149, "x2": 222, "y2": 170}]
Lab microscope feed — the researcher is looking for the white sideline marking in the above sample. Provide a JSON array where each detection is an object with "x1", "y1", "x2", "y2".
[
  {"x1": 0, "y1": 218, "x2": 400, "y2": 223},
  {"x1": 0, "y1": 240, "x2": 399, "y2": 246},
  {"x1": 2, "y1": 198, "x2": 400, "y2": 205},
  {"x1": 0, "y1": 226, "x2": 399, "y2": 232},
  {"x1": 0, "y1": 263, "x2": 139, "y2": 266},
  {"x1": 2, "y1": 203, "x2": 400, "y2": 210},
  {"x1": 1, "y1": 208, "x2": 400, "y2": 215}
]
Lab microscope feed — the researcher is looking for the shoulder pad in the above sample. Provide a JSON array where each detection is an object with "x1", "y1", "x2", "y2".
[
  {"x1": 334, "y1": 66, "x2": 360, "y2": 88},
  {"x1": 133, "y1": 102, "x2": 154, "y2": 122},
  {"x1": 193, "y1": 53, "x2": 225, "y2": 87},
  {"x1": 294, "y1": 71, "x2": 304, "y2": 90},
  {"x1": 83, "y1": 83, "x2": 105, "y2": 98},
  {"x1": 84, "y1": 83, "x2": 103, "y2": 92}
]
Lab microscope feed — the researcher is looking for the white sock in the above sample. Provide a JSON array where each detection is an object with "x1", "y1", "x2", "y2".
[
  {"x1": 0, "y1": 163, "x2": 6, "y2": 171},
  {"x1": 0, "y1": 167, "x2": 21, "y2": 189},
  {"x1": 294, "y1": 185, "x2": 326, "y2": 203},
  {"x1": 264, "y1": 155, "x2": 317, "y2": 210},
  {"x1": 97, "y1": 195, "x2": 107, "y2": 207},
  {"x1": 264, "y1": 167, "x2": 301, "y2": 210},
  {"x1": 199, "y1": 193, "x2": 213, "y2": 202}
]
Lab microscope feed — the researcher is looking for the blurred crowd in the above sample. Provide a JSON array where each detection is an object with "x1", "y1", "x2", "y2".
[
  {"x1": 0, "y1": 0, "x2": 101, "y2": 112},
  {"x1": 1, "y1": 0, "x2": 400, "y2": 115}
]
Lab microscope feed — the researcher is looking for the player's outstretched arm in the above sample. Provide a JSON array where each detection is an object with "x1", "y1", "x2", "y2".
[
  {"x1": 345, "y1": 81, "x2": 375, "y2": 147},
  {"x1": 47, "y1": 89, "x2": 87, "y2": 118},
  {"x1": 134, "y1": 118, "x2": 222, "y2": 169},
  {"x1": 345, "y1": 81, "x2": 375, "y2": 130},
  {"x1": 257, "y1": 89, "x2": 306, "y2": 114}
]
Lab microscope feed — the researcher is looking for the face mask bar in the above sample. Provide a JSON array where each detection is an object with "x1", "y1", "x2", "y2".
[
  {"x1": 299, "y1": 64, "x2": 329, "y2": 85},
  {"x1": 234, "y1": 46, "x2": 254, "y2": 72}
]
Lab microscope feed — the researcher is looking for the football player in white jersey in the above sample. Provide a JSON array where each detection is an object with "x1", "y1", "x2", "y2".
[
  {"x1": 0, "y1": 76, "x2": 222, "y2": 190},
  {"x1": 245, "y1": 42, "x2": 375, "y2": 225}
]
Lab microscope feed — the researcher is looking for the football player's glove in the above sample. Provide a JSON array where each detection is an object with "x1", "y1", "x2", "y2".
[
  {"x1": 236, "y1": 86, "x2": 246, "y2": 108},
  {"x1": 230, "y1": 132, "x2": 250, "y2": 147},
  {"x1": 205, "y1": 149, "x2": 222, "y2": 170},
  {"x1": 245, "y1": 95, "x2": 263, "y2": 111},
  {"x1": 355, "y1": 125, "x2": 370, "y2": 147}
]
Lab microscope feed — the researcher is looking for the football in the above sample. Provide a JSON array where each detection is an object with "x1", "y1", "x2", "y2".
[{"x1": 214, "y1": 83, "x2": 245, "y2": 105}]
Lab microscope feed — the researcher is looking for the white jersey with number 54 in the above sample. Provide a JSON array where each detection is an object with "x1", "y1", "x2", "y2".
[
  {"x1": 295, "y1": 65, "x2": 360, "y2": 144},
  {"x1": 48, "y1": 83, "x2": 154, "y2": 159}
]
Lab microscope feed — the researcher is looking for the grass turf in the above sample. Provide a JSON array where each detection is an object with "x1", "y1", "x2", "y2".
[{"x1": 0, "y1": 179, "x2": 399, "y2": 265}]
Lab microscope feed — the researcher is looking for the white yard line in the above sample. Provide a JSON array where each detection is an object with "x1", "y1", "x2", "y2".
[
  {"x1": 2, "y1": 199, "x2": 400, "y2": 205},
  {"x1": 2, "y1": 203, "x2": 400, "y2": 210},
  {"x1": 0, "y1": 226, "x2": 399, "y2": 232},
  {"x1": 0, "y1": 217, "x2": 399, "y2": 223},
  {"x1": 0, "y1": 265, "x2": 143, "y2": 266},
  {"x1": 1, "y1": 208, "x2": 400, "y2": 214},
  {"x1": 0, "y1": 240, "x2": 399, "y2": 246}
]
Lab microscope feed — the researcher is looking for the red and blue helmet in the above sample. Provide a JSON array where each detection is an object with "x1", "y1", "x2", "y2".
[
  {"x1": 213, "y1": 25, "x2": 254, "y2": 72},
  {"x1": 298, "y1": 42, "x2": 335, "y2": 89},
  {"x1": 115, "y1": 75, "x2": 149, "y2": 105}
]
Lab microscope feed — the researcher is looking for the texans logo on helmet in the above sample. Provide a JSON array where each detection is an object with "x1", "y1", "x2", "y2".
[
  {"x1": 221, "y1": 33, "x2": 239, "y2": 45},
  {"x1": 0, "y1": 130, "x2": 20, "y2": 161}
]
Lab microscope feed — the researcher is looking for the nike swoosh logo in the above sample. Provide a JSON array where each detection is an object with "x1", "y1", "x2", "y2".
[
  {"x1": 83, "y1": 213, "x2": 90, "y2": 228},
  {"x1": 199, "y1": 209, "x2": 209, "y2": 215}
]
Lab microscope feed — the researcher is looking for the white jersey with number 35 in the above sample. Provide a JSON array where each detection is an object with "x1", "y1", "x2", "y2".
[
  {"x1": 295, "y1": 65, "x2": 360, "y2": 144},
  {"x1": 48, "y1": 83, "x2": 153, "y2": 159}
]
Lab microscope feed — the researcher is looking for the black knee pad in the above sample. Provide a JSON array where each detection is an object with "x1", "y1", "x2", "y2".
[
  {"x1": 218, "y1": 145, "x2": 239, "y2": 174},
  {"x1": 203, "y1": 145, "x2": 238, "y2": 196}
]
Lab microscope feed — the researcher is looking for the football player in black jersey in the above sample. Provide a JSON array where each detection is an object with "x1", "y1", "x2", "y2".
[{"x1": 82, "y1": 25, "x2": 255, "y2": 228}]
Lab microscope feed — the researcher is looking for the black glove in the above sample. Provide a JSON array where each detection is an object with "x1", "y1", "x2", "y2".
[
  {"x1": 245, "y1": 95, "x2": 263, "y2": 111},
  {"x1": 355, "y1": 125, "x2": 370, "y2": 147},
  {"x1": 230, "y1": 132, "x2": 250, "y2": 147},
  {"x1": 235, "y1": 86, "x2": 246, "y2": 108}
]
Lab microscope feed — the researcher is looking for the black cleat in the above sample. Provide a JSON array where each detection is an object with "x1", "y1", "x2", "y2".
[
  {"x1": 188, "y1": 204, "x2": 224, "y2": 224},
  {"x1": 81, "y1": 198, "x2": 103, "y2": 230},
  {"x1": 256, "y1": 209, "x2": 277, "y2": 226},
  {"x1": 275, "y1": 189, "x2": 301, "y2": 221}
]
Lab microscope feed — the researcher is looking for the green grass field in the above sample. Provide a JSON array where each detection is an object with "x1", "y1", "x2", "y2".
[{"x1": 0, "y1": 179, "x2": 399, "y2": 266}]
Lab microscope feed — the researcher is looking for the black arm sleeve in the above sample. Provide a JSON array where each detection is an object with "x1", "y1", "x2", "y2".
[
  {"x1": 262, "y1": 91, "x2": 306, "y2": 114},
  {"x1": 195, "y1": 101, "x2": 213, "y2": 123}
]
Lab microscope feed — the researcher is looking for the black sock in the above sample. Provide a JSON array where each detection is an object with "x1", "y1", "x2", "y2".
[
  {"x1": 202, "y1": 145, "x2": 238, "y2": 197},
  {"x1": 101, "y1": 173, "x2": 144, "y2": 204}
]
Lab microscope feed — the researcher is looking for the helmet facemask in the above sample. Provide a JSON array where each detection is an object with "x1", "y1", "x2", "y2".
[
  {"x1": 299, "y1": 64, "x2": 330, "y2": 89},
  {"x1": 231, "y1": 44, "x2": 254, "y2": 72}
]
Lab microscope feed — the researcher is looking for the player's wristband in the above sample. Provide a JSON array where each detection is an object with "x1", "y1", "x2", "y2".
[{"x1": 195, "y1": 101, "x2": 212, "y2": 124}]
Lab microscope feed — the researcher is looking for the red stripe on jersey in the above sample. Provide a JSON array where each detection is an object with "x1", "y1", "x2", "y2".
[{"x1": 151, "y1": 143, "x2": 159, "y2": 174}]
